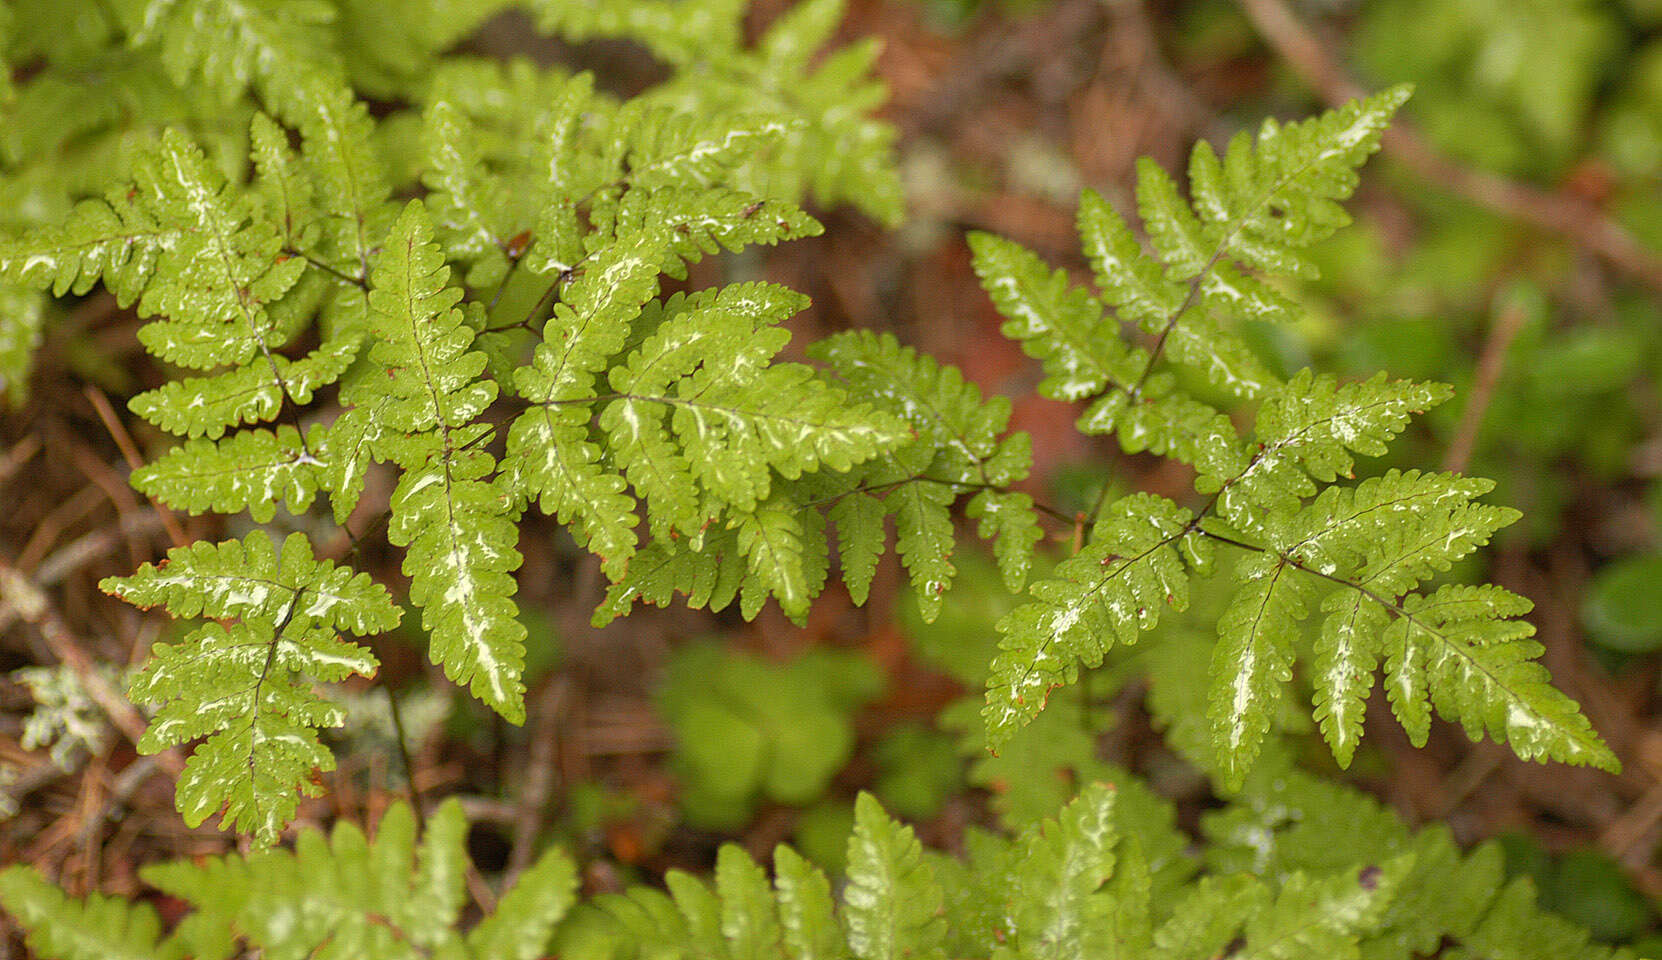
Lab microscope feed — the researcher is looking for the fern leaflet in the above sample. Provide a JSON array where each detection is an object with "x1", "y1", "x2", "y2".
[{"x1": 99, "y1": 532, "x2": 396, "y2": 844}]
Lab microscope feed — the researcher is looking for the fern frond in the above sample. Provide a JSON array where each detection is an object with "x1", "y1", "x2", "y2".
[
  {"x1": 1009, "y1": 782, "x2": 1119, "y2": 959},
  {"x1": 285, "y1": 77, "x2": 392, "y2": 277},
  {"x1": 421, "y1": 98, "x2": 516, "y2": 287},
  {"x1": 1219, "y1": 371, "x2": 1454, "y2": 530},
  {"x1": 1080, "y1": 388, "x2": 1245, "y2": 495},
  {"x1": 967, "y1": 231, "x2": 1145, "y2": 402},
  {"x1": 1240, "y1": 856, "x2": 1411, "y2": 958},
  {"x1": 774, "y1": 845, "x2": 847, "y2": 960},
  {"x1": 974, "y1": 85, "x2": 1411, "y2": 416},
  {"x1": 1206, "y1": 554, "x2": 1311, "y2": 786},
  {"x1": 593, "y1": 528, "x2": 747, "y2": 626},
  {"x1": 505, "y1": 401, "x2": 640, "y2": 579},
  {"x1": 140, "y1": 799, "x2": 578, "y2": 960},
  {"x1": 612, "y1": 187, "x2": 822, "y2": 277},
  {"x1": 1199, "y1": 768, "x2": 1611, "y2": 959},
  {"x1": 620, "y1": 109, "x2": 798, "y2": 192},
  {"x1": 0, "y1": 868, "x2": 170, "y2": 960},
  {"x1": 361, "y1": 200, "x2": 527, "y2": 723},
  {"x1": 515, "y1": 282, "x2": 906, "y2": 620},
  {"x1": 107, "y1": 0, "x2": 340, "y2": 103},
  {"x1": 334, "y1": 0, "x2": 510, "y2": 100},
  {"x1": 101, "y1": 532, "x2": 397, "y2": 844},
  {"x1": 465, "y1": 842, "x2": 581, "y2": 960},
  {"x1": 129, "y1": 330, "x2": 359, "y2": 439},
  {"x1": 0, "y1": 192, "x2": 173, "y2": 302},
  {"x1": 967, "y1": 487, "x2": 1043, "y2": 592},
  {"x1": 525, "y1": 0, "x2": 745, "y2": 66},
  {"x1": 532, "y1": 0, "x2": 901, "y2": 223},
  {"x1": 0, "y1": 284, "x2": 45, "y2": 407},
  {"x1": 250, "y1": 111, "x2": 318, "y2": 252},
  {"x1": 716, "y1": 845, "x2": 788, "y2": 959},
  {"x1": 843, "y1": 792, "x2": 947, "y2": 960},
  {"x1": 973, "y1": 87, "x2": 1612, "y2": 781},
  {"x1": 810, "y1": 329, "x2": 1037, "y2": 609},
  {"x1": 131, "y1": 423, "x2": 327, "y2": 522},
  {"x1": 1275, "y1": 469, "x2": 1516, "y2": 596},
  {"x1": 1385, "y1": 584, "x2": 1615, "y2": 769},
  {"x1": 985, "y1": 494, "x2": 1201, "y2": 749}
]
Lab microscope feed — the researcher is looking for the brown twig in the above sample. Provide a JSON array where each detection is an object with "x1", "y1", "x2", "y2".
[
  {"x1": 506, "y1": 674, "x2": 568, "y2": 879},
  {"x1": 0, "y1": 557, "x2": 184, "y2": 778},
  {"x1": 1233, "y1": 0, "x2": 1662, "y2": 293},
  {"x1": 82, "y1": 385, "x2": 189, "y2": 548},
  {"x1": 908, "y1": 0, "x2": 1106, "y2": 137},
  {"x1": 1442, "y1": 296, "x2": 1529, "y2": 474}
]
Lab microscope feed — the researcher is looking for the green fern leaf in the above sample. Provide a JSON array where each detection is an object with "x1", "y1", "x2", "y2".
[
  {"x1": 1151, "y1": 876, "x2": 1270, "y2": 960},
  {"x1": 1075, "y1": 187, "x2": 1184, "y2": 332},
  {"x1": 140, "y1": 800, "x2": 540, "y2": 956},
  {"x1": 621, "y1": 110, "x2": 798, "y2": 192},
  {"x1": 421, "y1": 98, "x2": 515, "y2": 287},
  {"x1": 250, "y1": 111, "x2": 316, "y2": 251},
  {"x1": 1311, "y1": 592, "x2": 1387, "y2": 769},
  {"x1": 465, "y1": 846, "x2": 581, "y2": 960},
  {"x1": 506, "y1": 402, "x2": 640, "y2": 580},
  {"x1": 318, "y1": 399, "x2": 384, "y2": 524},
  {"x1": 811, "y1": 329, "x2": 1036, "y2": 606},
  {"x1": 1010, "y1": 781, "x2": 1119, "y2": 959},
  {"x1": 715, "y1": 845, "x2": 787, "y2": 960},
  {"x1": 739, "y1": 501, "x2": 812, "y2": 621},
  {"x1": 102, "y1": 532, "x2": 396, "y2": 844},
  {"x1": 986, "y1": 494, "x2": 1198, "y2": 749},
  {"x1": 1222, "y1": 372, "x2": 1454, "y2": 530},
  {"x1": 843, "y1": 792, "x2": 947, "y2": 960},
  {"x1": 0, "y1": 868, "x2": 172, "y2": 960},
  {"x1": 887, "y1": 478, "x2": 956, "y2": 623},
  {"x1": 0, "y1": 284, "x2": 46, "y2": 407},
  {"x1": 774, "y1": 845, "x2": 847, "y2": 960},
  {"x1": 667, "y1": 868, "x2": 728, "y2": 958},
  {"x1": 131, "y1": 423, "x2": 327, "y2": 522},
  {"x1": 1208, "y1": 555, "x2": 1311, "y2": 788},
  {"x1": 1240, "y1": 860, "x2": 1410, "y2": 959},
  {"x1": 967, "y1": 231, "x2": 1143, "y2": 402},
  {"x1": 615, "y1": 187, "x2": 822, "y2": 278},
  {"x1": 526, "y1": 0, "x2": 745, "y2": 66},
  {"x1": 0, "y1": 193, "x2": 173, "y2": 302},
  {"x1": 1287, "y1": 471, "x2": 1517, "y2": 600},
  {"x1": 968, "y1": 488, "x2": 1043, "y2": 592},
  {"x1": 1080, "y1": 388, "x2": 1246, "y2": 495},
  {"x1": 366, "y1": 200, "x2": 527, "y2": 723},
  {"x1": 593, "y1": 530, "x2": 747, "y2": 626},
  {"x1": 130, "y1": 331, "x2": 359, "y2": 439},
  {"x1": 830, "y1": 492, "x2": 886, "y2": 605},
  {"x1": 286, "y1": 77, "x2": 392, "y2": 276},
  {"x1": 1462, "y1": 876, "x2": 1639, "y2": 960},
  {"x1": 1385, "y1": 584, "x2": 1616, "y2": 770},
  {"x1": 108, "y1": 0, "x2": 339, "y2": 102}
]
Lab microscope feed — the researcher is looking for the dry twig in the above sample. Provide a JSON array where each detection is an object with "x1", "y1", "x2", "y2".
[{"x1": 1234, "y1": 0, "x2": 1662, "y2": 293}]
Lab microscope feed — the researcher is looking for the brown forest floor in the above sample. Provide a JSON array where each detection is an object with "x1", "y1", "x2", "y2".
[{"x1": 4, "y1": 0, "x2": 1662, "y2": 950}]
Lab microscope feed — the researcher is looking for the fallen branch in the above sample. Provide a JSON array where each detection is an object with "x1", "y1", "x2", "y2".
[{"x1": 1234, "y1": 0, "x2": 1662, "y2": 293}]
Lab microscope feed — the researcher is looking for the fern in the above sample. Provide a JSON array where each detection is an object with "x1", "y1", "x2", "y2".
[
  {"x1": 359, "y1": 199, "x2": 527, "y2": 720},
  {"x1": 2, "y1": 799, "x2": 577, "y2": 960},
  {"x1": 0, "y1": 14, "x2": 1626, "y2": 940},
  {"x1": 972, "y1": 86, "x2": 1615, "y2": 785},
  {"x1": 0, "y1": 0, "x2": 925, "y2": 842},
  {"x1": 100, "y1": 532, "x2": 397, "y2": 844},
  {"x1": 5, "y1": 782, "x2": 1643, "y2": 960}
]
